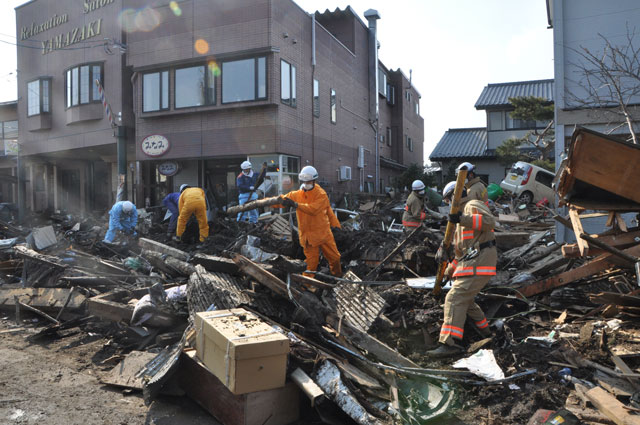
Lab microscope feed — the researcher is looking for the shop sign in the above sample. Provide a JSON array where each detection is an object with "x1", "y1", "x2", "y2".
[
  {"x1": 141, "y1": 134, "x2": 170, "y2": 157},
  {"x1": 158, "y1": 161, "x2": 179, "y2": 176}
]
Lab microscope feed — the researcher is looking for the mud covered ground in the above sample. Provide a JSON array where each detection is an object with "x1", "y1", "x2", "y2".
[{"x1": 0, "y1": 317, "x2": 220, "y2": 425}]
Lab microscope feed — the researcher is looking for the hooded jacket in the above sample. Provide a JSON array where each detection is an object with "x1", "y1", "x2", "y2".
[{"x1": 281, "y1": 184, "x2": 340, "y2": 247}]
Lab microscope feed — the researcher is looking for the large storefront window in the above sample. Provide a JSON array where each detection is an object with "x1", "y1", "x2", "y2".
[
  {"x1": 65, "y1": 63, "x2": 103, "y2": 108},
  {"x1": 143, "y1": 70, "x2": 169, "y2": 112},
  {"x1": 221, "y1": 57, "x2": 266, "y2": 104},
  {"x1": 27, "y1": 78, "x2": 50, "y2": 116}
]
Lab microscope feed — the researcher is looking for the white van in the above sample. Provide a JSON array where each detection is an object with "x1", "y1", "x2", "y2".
[{"x1": 500, "y1": 161, "x2": 555, "y2": 204}]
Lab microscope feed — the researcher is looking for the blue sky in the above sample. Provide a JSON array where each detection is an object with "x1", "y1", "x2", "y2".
[{"x1": 0, "y1": 0, "x2": 554, "y2": 163}]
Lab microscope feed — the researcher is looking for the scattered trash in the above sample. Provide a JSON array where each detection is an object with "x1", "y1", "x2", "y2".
[{"x1": 453, "y1": 349, "x2": 506, "y2": 381}]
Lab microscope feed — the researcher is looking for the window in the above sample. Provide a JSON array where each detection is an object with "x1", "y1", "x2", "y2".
[
  {"x1": 405, "y1": 135, "x2": 413, "y2": 152},
  {"x1": 405, "y1": 90, "x2": 411, "y2": 102},
  {"x1": 415, "y1": 101, "x2": 420, "y2": 115},
  {"x1": 386, "y1": 84, "x2": 395, "y2": 105},
  {"x1": 313, "y1": 79, "x2": 319, "y2": 117},
  {"x1": 488, "y1": 111, "x2": 503, "y2": 131},
  {"x1": 27, "y1": 78, "x2": 50, "y2": 116},
  {"x1": 506, "y1": 113, "x2": 537, "y2": 130},
  {"x1": 330, "y1": 89, "x2": 336, "y2": 123},
  {"x1": 65, "y1": 63, "x2": 103, "y2": 108},
  {"x1": 222, "y1": 57, "x2": 267, "y2": 104},
  {"x1": 280, "y1": 60, "x2": 296, "y2": 107},
  {"x1": 143, "y1": 70, "x2": 169, "y2": 112},
  {"x1": 175, "y1": 66, "x2": 202, "y2": 108},
  {"x1": 535, "y1": 170, "x2": 554, "y2": 188},
  {"x1": 378, "y1": 69, "x2": 387, "y2": 97},
  {"x1": 386, "y1": 127, "x2": 392, "y2": 146}
]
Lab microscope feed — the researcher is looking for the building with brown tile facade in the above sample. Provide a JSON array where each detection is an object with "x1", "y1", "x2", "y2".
[{"x1": 16, "y1": 0, "x2": 423, "y2": 214}]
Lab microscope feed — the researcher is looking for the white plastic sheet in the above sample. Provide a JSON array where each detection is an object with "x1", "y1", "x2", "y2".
[{"x1": 452, "y1": 349, "x2": 505, "y2": 381}]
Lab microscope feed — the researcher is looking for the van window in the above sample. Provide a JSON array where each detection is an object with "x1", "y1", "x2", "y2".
[
  {"x1": 535, "y1": 170, "x2": 554, "y2": 188},
  {"x1": 510, "y1": 163, "x2": 530, "y2": 176}
]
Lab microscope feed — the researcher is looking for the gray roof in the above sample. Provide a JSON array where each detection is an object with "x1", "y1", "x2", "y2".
[
  {"x1": 475, "y1": 79, "x2": 554, "y2": 109},
  {"x1": 429, "y1": 128, "x2": 489, "y2": 160}
]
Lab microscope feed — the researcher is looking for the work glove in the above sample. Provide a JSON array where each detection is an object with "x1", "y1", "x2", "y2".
[
  {"x1": 448, "y1": 212, "x2": 461, "y2": 224},
  {"x1": 250, "y1": 186, "x2": 255, "y2": 190},
  {"x1": 435, "y1": 243, "x2": 450, "y2": 263},
  {"x1": 281, "y1": 198, "x2": 297, "y2": 208}
]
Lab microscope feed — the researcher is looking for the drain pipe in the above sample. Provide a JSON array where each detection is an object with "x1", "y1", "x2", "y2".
[
  {"x1": 311, "y1": 13, "x2": 316, "y2": 165},
  {"x1": 364, "y1": 9, "x2": 380, "y2": 193}
]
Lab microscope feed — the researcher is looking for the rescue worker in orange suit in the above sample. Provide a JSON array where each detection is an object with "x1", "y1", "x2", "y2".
[
  {"x1": 175, "y1": 184, "x2": 209, "y2": 243},
  {"x1": 457, "y1": 162, "x2": 488, "y2": 204},
  {"x1": 427, "y1": 180, "x2": 496, "y2": 358},
  {"x1": 402, "y1": 180, "x2": 428, "y2": 231},
  {"x1": 277, "y1": 166, "x2": 342, "y2": 277}
]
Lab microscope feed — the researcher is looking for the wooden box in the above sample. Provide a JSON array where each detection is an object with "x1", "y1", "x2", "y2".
[
  {"x1": 194, "y1": 309, "x2": 289, "y2": 395},
  {"x1": 179, "y1": 350, "x2": 299, "y2": 425}
]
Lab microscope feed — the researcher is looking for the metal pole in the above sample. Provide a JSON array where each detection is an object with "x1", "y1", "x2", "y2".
[{"x1": 116, "y1": 125, "x2": 127, "y2": 201}]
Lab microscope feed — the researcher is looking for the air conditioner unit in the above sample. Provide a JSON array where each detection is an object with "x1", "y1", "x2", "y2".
[{"x1": 339, "y1": 166, "x2": 352, "y2": 181}]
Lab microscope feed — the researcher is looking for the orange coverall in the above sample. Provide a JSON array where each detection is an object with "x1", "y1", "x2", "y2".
[
  {"x1": 177, "y1": 187, "x2": 209, "y2": 242},
  {"x1": 281, "y1": 184, "x2": 342, "y2": 277}
]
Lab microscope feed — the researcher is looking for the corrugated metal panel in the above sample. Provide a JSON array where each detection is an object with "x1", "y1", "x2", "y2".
[
  {"x1": 429, "y1": 128, "x2": 488, "y2": 160},
  {"x1": 475, "y1": 79, "x2": 554, "y2": 109}
]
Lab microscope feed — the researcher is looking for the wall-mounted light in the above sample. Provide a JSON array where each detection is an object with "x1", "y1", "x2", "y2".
[{"x1": 283, "y1": 32, "x2": 289, "y2": 38}]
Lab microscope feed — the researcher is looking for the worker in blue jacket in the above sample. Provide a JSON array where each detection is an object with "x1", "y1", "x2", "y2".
[
  {"x1": 103, "y1": 201, "x2": 138, "y2": 243},
  {"x1": 162, "y1": 192, "x2": 181, "y2": 236},
  {"x1": 236, "y1": 161, "x2": 267, "y2": 223}
]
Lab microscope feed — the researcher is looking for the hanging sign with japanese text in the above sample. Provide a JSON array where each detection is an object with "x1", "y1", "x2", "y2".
[
  {"x1": 157, "y1": 161, "x2": 180, "y2": 176},
  {"x1": 141, "y1": 134, "x2": 170, "y2": 157}
]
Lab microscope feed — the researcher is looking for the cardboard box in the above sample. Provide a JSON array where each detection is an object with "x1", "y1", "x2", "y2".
[
  {"x1": 179, "y1": 351, "x2": 300, "y2": 425},
  {"x1": 194, "y1": 308, "x2": 289, "y2": 395}
]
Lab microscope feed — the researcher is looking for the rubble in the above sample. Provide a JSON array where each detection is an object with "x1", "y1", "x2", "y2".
[{"x1": 4, "y1": 128, "x2": 640, "y2": 424}]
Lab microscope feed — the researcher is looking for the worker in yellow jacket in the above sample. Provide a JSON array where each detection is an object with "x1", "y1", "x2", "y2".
[
  {"x1": 457, "y1": 162, "x2": 488, "y2": 204},
  {"x1": 402, "y1": 180, "x2": 427, "y2": 230},
  {"x1": 278, "y1": 166, "x2": 342, "y2": 277},
  {"x1": 428, "y1": 180, "x2": 496, "y2": 358},
  {"x1": 175, "y1": 184, "x2": 209, "y2": 243}
]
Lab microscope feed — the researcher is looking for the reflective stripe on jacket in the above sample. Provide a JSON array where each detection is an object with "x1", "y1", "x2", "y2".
[{"x1": 450, "y1": 199, "x2": 497, "y2": 278}]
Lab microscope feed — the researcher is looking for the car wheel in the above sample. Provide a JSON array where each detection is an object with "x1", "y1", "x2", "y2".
[{"x1": 519, "y1": 191, "x2": 533, "y2": 205}]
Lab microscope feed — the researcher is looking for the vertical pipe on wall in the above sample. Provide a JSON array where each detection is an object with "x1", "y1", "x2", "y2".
[
  {"x1": 311, "y1": 13, "x2": 316, "y2": 165},
  {"x1": 364, "y1": 9, "x2": 381, "y2": 193}
]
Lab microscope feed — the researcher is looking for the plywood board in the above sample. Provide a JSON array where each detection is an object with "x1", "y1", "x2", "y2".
[{"x1": 102, "y1": 351, "x2": 158, "y2": 390}]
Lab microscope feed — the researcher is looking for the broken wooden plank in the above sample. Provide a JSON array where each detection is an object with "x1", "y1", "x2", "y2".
[
  {"x1": 569, "y1": 208, "x2": 588, "y2": 256},
  {"x1": 580, "y1": 233, "x2": 640, "y2": 265},
  {"x1": 326, "y1": 313, "x2": 418, "y2": 368},
  {"x1": 590, "y1": 293, "x2": 640, "y2": 308},
  {"x1": 290, "y1": 274, "x2": 336, "y2": 291},
  {"x1": 191, "y1": 253, "x2": 239, "y2": 275},
  {"x1": 585, "y1": 386, "x2": 640, "y2": 425},
  {"x1": 226, "y1": 196, "x2": 283, "y2": 215},
  {"x1": 138, "y1": 238, "x2": 189, "y2": 262},
  {"x1": 365, "y1": 226, "x2": 421, "y2": 281},
  {"x1": 15, "y1": 300, "x2": 59, "y2": 325},
  {"x1": 616, "y1": 213, "x2": 629, "y2": 232},
  {"x1": 102, "y1": 351, "x2": 158, "y2": 390},
  {"x1": 87, "y1": 289, "x2": 177, "y2": 327},
  {"x1": 232, "y1": 254, "x2": 292, "y2": 298},
  {"x1": 0, "y1": 287, "x2": 86, "y2": 311},
  {"x1": 13, "y1": 245, "x2": 67, "y2": 270},
  {"x1": 519, "y1": 243, "x2": 640, "y2": 298}
]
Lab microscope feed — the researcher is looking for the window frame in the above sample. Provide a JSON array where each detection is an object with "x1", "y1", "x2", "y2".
[
  {"x1": 64, "y1": 62, "x2": 103, "y2": 109},
  {"x1": 173, "y1": 64, "x2": 215, "y2": 110},
  {"x1": 330, "y1": 88, "x2": 337, "y2": 124},
  {"x1": 280, "y1": 59, "x2": 297, "y2": 108},
  {"x1": 27, "y1": 78, "x2": 51, "y2": 117},
  {"x1": 386, "y1": 127, "x2": 392, "y2": 147},
  {"x1": 405, "y1": 135, "x2": 413, "y2": 152},
  {"x1": 142, "y1": 69, "x2": 170, "y2": 113},
  {"x1": 220, "y1": 56, "x2": 268, "y2": 105}
]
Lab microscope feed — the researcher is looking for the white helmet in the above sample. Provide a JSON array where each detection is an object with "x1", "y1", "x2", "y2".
[
  {"x1": 456, "y1": 162, "x2": 475, "y2": 175},
  {"x1": 411, "y1": 180, "x2": 425, "y2": 191},
  {"x1": 180, "y1": 184, "x2": 189, "y2": 192},
  {"x1": 241, "y1": 160, "x2": 252, "y2": 170},
  {"x1": 443, "y1": 181, "x2": 456, "y2": 199},
  {"x1": 122, "y1": 201, "x2": 134, "y2": 213},
  {"x1": 299, "y1": 165, "x2": 318, "y2": 182}
]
